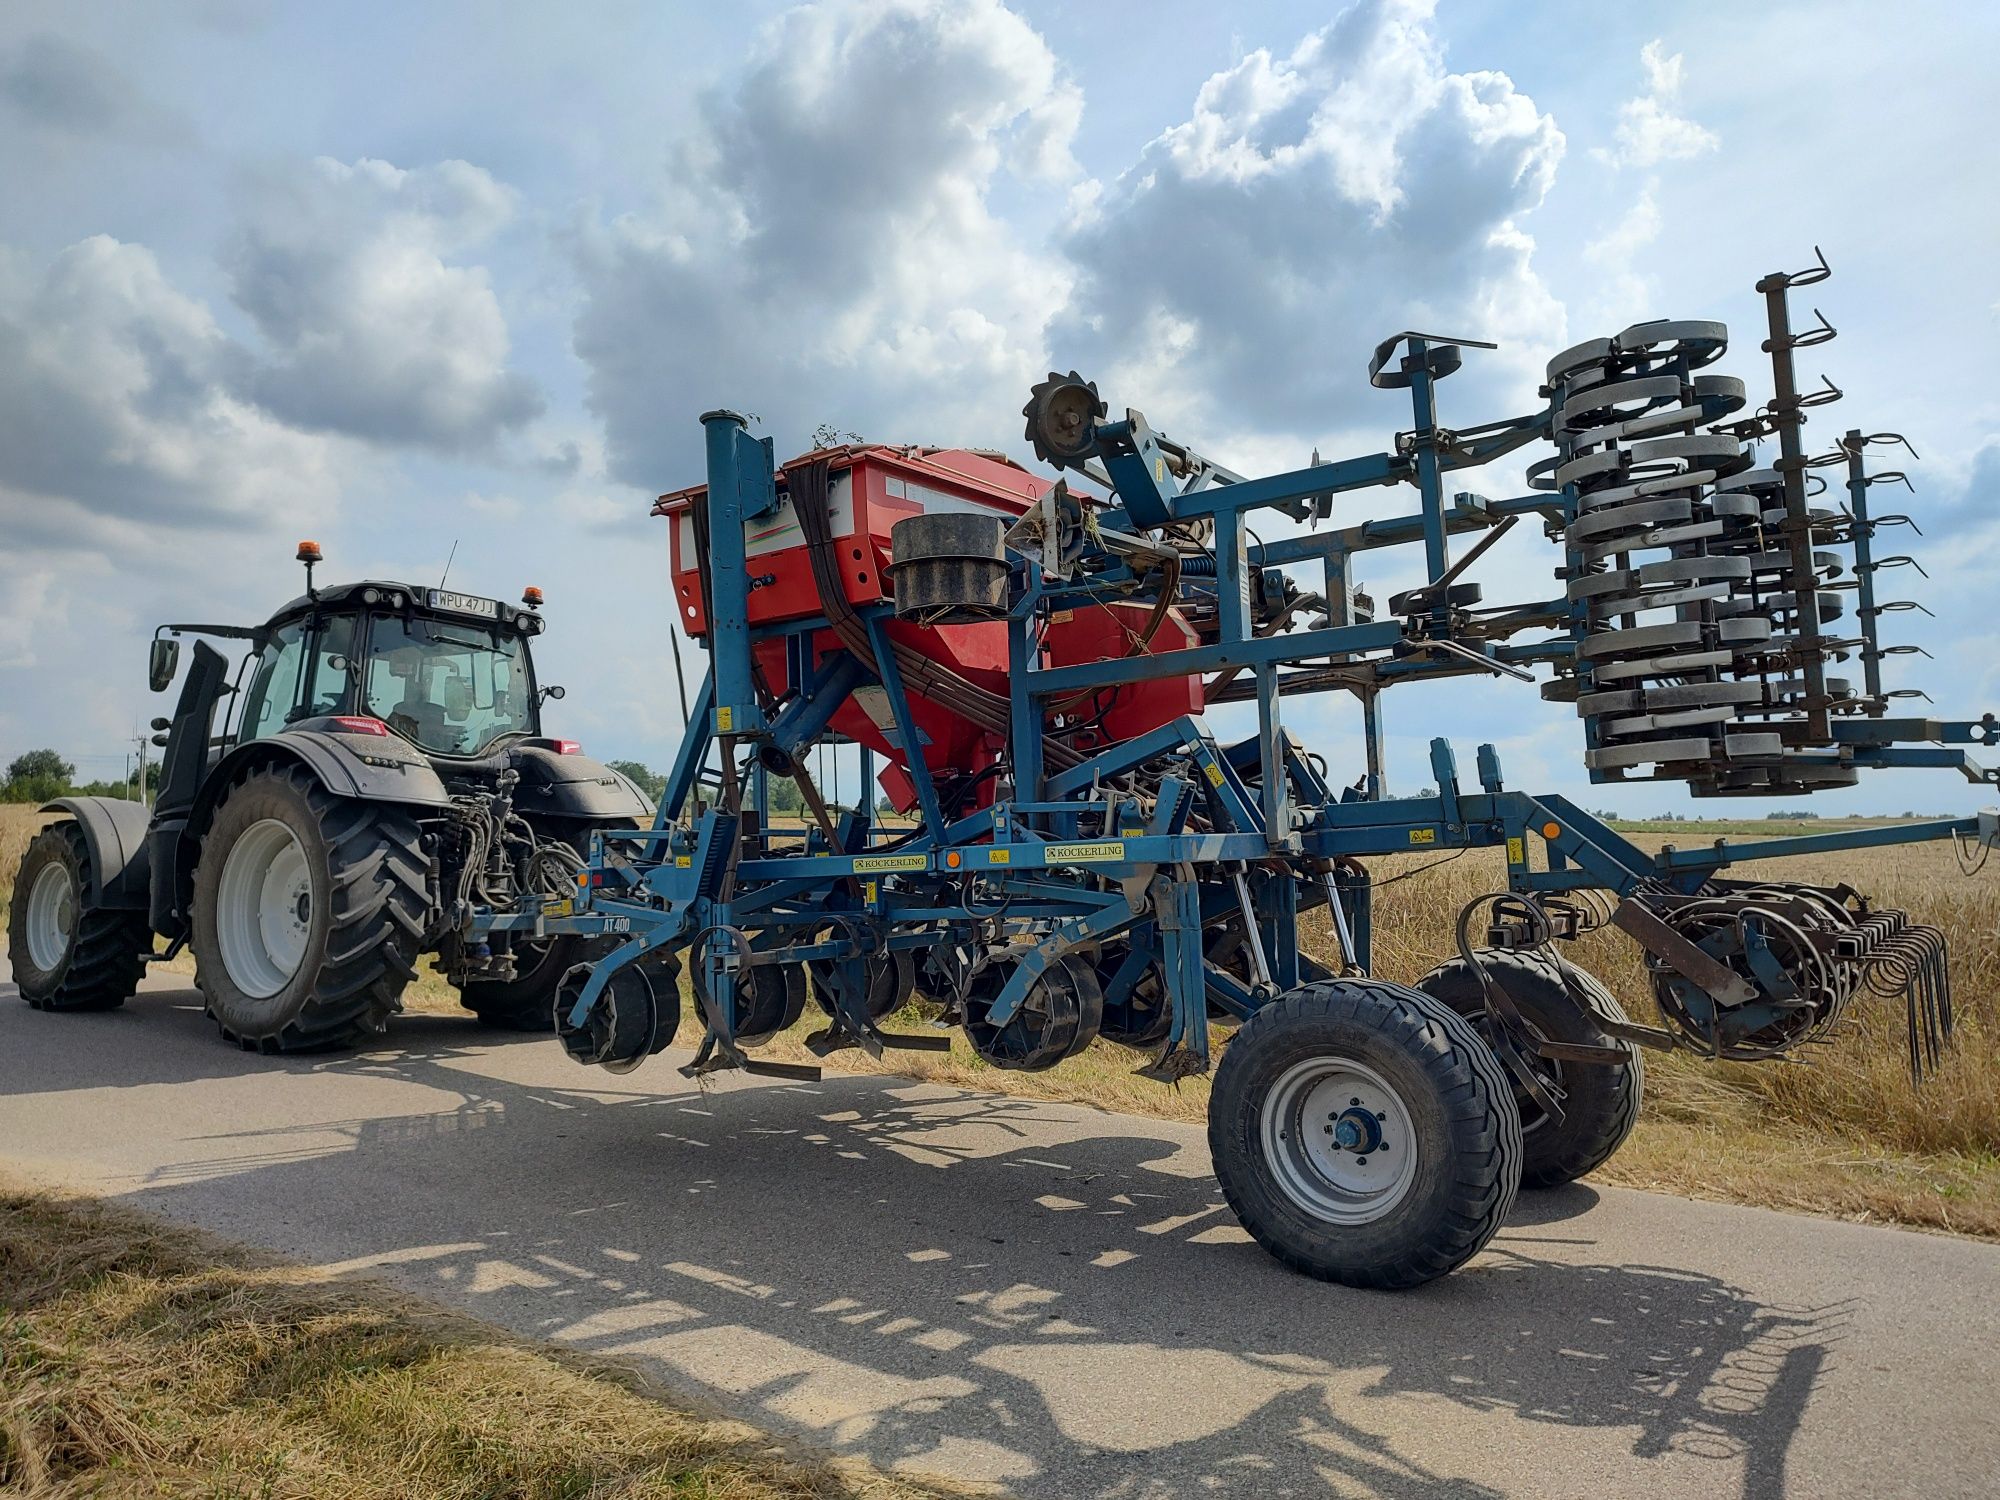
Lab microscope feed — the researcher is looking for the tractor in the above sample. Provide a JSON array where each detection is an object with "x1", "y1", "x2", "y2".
[{"x1": 6, "y1": 545, "x2": 653, "y2": 1050}]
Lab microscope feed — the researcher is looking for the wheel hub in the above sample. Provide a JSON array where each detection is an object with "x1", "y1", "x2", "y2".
[
  {"x1": 1260, "y1": 1057, "x2": 1419, "y2": 1225},
  {"x1": 23, "y1": 861, "x2": 77, "y2": 972},
  {"x1": 215, "y1": 818, "x2": 313, "y2": 1000},
  {"x1": 1331, "y1": 1105, "x2": 1384, "y2": 1154}
]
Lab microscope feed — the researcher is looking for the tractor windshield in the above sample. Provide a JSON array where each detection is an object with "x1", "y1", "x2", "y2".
[{"x1": 362, "y1": 615, "x2": 534, "y2": 756}]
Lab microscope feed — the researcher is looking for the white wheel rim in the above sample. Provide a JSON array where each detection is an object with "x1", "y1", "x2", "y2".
[
  {"x1": 215, "y1": 818, "x2": 313, "y2": 1000},
  {"x1": 1260, "y1": 1056, "x2": 1420, "y2": 1226},
  {"x1": 23, "y1": 861, "x2": 77, "y2": 971}
]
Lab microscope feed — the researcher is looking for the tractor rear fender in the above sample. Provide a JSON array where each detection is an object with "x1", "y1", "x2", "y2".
[
  {"x1": 39, "y1": 796, "x2": 154, "y2": 909},
  {"x1": 150, "y1": 733, "x2": 449, "y2": 942},
  {"x1": 188, "y1": 732, "x2": 454, "y2": 837},
  {"x1": 510, "y1": 745, "x2": 655, "y2": 824}
]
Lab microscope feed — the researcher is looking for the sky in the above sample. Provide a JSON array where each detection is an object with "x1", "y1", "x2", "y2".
[{"x1": 2, "y1": 0, "x2": 1997, "y2": 815}]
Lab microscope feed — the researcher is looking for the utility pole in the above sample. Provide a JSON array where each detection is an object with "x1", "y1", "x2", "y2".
[{"x1": 132, "y1": 731, "x2": 151, "y2": 810}]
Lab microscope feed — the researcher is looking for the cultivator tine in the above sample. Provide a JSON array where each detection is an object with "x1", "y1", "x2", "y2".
[{"x1": 1858, "y1": 916, "x2": 1954, "y2": 1084}]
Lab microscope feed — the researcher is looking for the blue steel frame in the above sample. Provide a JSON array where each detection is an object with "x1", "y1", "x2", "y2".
[{"x1": 556, "y1": 349, "x2": 1999, "y2": 1078}]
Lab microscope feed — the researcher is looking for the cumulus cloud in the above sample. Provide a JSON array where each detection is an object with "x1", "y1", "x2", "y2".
[
  {"x1": 1580, "y1": 181, "x2": 1662, "y2": 324},
  {"x1": 1046, "y1": 0, "x2": 1565, "y2": 448},
  {"x1": 1594, "y1": 40, "x2": 1717, "y2": 170},
  {"x1": 573, "y1": 0, "x2": 1081, "y2": 489},
  {"x1": 226, "y1": 157, "x2": 543, "y2": 452},
  {"x1": 1578, "y1": 41, "x2": 1717, "y2": 328},
  {"x1": 0, "y1": 234, "x2": 340, "y2": 535}
]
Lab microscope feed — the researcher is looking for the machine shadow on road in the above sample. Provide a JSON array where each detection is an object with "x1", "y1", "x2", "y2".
[{"x1": 76, "y1": 997, "x2": 1852, "y2": 1500}]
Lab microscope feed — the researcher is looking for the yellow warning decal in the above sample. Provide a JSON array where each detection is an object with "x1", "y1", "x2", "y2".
[
  {"x1": 716, "y1": 705, "x2": 734, "y2": 732},
  {"x1": 987, "y1": 848, "x2": 1011, "y2": 864},
  {"x1": 862, "y1": 880, "x2": 878, "y2": 903},
  {"x1": 1046, "y1": 840, "x2": 1126, "y2": 863},
  {"x1": 1204, "y1": 762, "x2": 1225, "y2": 787},
  {"x1": 675, "y1": 855, "x2": 692, "y2": 868},
  {"x1": 853, "y1": 853, "x2": 926, "y2": 873},
  {"x1": 1408, "y1": 828, "x2": 1437, "y2": 846},
  {"x1": 1506, "y1": 836, "x2": 1525, "y2": 864},
  {"x1": 543, "y1": 896, "x2": 574, "y2": 917},
  {"x1": 1153, "y1": 456, "x2": 1166, "y2": 483}
]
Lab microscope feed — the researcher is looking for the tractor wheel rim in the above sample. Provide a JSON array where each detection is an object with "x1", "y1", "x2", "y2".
[
  {"x1": 216, "y1": 818, "x2": 312, "y2": 1000},
  {"x1": 23, "y1": 861, "x2": 77, "y2": 971},
  {"x1": 1260, "y1": 1056, "x2": 1420, "y2": 1226}
]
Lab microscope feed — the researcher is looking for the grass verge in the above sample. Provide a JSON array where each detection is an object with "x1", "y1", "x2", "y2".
[{"x1": 0, "y1": 1185, "x2": 964, "y2": 1500}]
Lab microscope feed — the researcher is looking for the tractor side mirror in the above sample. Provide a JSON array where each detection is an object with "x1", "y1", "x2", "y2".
[
  {"x1": 148, "y1": 638, "x2": 180, "y2": 692},
  {"x1": 540, "y1": 684, "x2": 566, "y2": 702}
]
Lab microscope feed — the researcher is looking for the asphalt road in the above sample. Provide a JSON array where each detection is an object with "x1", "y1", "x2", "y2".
[{"x1": 3, "y1": 964, "x2": 1997, "y2": 1500}]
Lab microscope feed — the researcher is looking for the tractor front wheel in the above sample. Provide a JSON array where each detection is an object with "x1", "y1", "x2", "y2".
[
  {"x1": 8, "y1": 821, "x2": 149, "y2": 1011},
  {"x1": 1209, "y1": 978, "x2": 1521, "y2": 1289},
  {"x1": 190, "y1": 767, "x2": 427, "y2": 1052}
]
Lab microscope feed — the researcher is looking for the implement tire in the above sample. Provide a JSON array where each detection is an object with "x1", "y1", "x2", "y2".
[
  {"x1": 190, "y1": 766, "x2": 428, "y2": 1052},
  {"x1": 1209, "y1": 978, "x2": 1521, "y2": 1289},
  {"x1": 1416, "y1": 949, "x2": 1643, "y2": 1190},
  {"x1": 8, "y1": 821, "x2": 149, "y2": 1012}
]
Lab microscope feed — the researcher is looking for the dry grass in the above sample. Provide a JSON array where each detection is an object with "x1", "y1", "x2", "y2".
[
  {"x1": 0, "y1": 1184, "x2": 966, "y2": 1500},
  {"x1": 0, "y1": 804, "x2": 55, "y2": 925}
]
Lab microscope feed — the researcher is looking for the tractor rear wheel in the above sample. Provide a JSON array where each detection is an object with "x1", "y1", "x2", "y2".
[
  {"x1": 1209, "y1": 978, "x2": 1521, "y2": 1289},
  {"x1": 1415, "y1": 949, "x2": 1643, "y2": 1189},
  {"x1": 461, "y1": 935, "x2": 592, "y2": 1030},
  {"x1": 190, "y1": 766, "x2": 427, "y2": 1052},
  {"x1": 8, "y1": 821, "x2": 149, "y2": 1011}
]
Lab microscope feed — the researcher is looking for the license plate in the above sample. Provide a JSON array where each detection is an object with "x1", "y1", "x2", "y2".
[{"x1": 428, "y1": 589, "x2": 498, "y2": 618}]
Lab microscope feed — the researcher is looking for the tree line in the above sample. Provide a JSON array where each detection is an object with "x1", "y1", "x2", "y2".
[{"x1": 1, "y1": 749, "x2": 154, "y2": 804}]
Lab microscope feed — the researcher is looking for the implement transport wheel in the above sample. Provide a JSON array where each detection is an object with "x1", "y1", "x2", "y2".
[
  {"x1": 190, "y1": 766, "x2": 427, "y2": 1052},
  {"x1": 1209, "y1": 979, "x2": 1522, "y2": 1289},
  {"x1": 8, "y1": 821, "x2": 149, "y2": 1012},
  {"x1": 1416, "y1": 949, "x2": 1644, "y2": 1190}
]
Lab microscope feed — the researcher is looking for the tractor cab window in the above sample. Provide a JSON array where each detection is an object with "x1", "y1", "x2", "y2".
[
  {"x1": 362, "y1": 614, "x2": 533, "y2": 756},
  {"x1": 301, "y1": 613, "x2": 358, "y2": 718},
  {"x1": 237, "y1": 621, "x2": 307, "y2": 741}
]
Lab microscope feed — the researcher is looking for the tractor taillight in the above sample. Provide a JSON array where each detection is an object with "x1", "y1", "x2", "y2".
[
  {"x1": 553, "y1": 738, "x2": 583, "y2": 755},
  {"x1": 328, "y1": 715, "x2": 391, "y2": 737}
]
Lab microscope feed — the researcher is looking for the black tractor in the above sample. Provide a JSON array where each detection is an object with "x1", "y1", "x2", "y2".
[{"x1": 6, "y1": 544, "x2": 654, "y2": 1050}]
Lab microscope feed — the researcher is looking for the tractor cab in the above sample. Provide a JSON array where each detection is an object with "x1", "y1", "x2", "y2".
[
  {"x1": 150, "y1": 550, "x2": 555, "y2": 771},
  {"x1": 226, "y1": 579, "x2": 550, "y2": 762}
]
